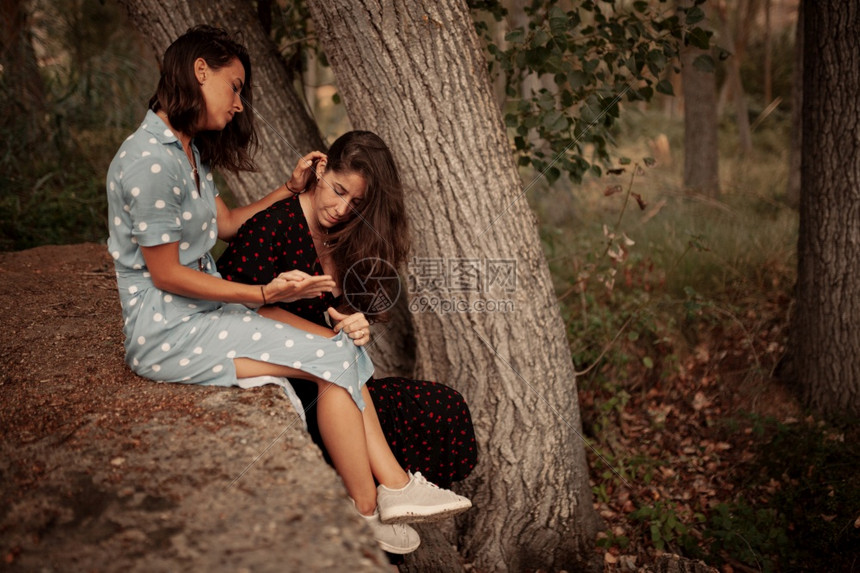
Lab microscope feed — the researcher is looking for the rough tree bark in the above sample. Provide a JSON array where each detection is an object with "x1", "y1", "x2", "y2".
[
  {"x1": 791, "y1": 0, "x2": 860, "y2": 420},
  {"x1": 115, "y1": 0, "x2": 325, "y2": 204},
  {"x1": 679, "y1": 1, "x2": 720, "y2": 196},
  {"x1": 308, "y1": 1, "x2": 600, "y2": 571},
  {"x1": 785, "y1": 0, "x2": 802, "y2": 209}
]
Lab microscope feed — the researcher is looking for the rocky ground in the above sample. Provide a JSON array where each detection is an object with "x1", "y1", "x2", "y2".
[{"x1": 0, "y1": 243, "x2": 391, "y2": 572}]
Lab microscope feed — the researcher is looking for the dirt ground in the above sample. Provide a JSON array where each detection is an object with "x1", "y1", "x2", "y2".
[{"x1": 0, "y1": 243, "x2": 391, "y2": 572}]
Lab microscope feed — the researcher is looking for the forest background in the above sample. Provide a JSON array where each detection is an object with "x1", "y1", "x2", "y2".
[{"x1": 1, "y1": 0, "x2": 858, "y2": 571}]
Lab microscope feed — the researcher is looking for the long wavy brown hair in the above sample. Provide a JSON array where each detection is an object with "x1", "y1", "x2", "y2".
[
  {"x1": 149, "y1": 25, "x2": 257, "y2": 173},
  {"x1": 312, "y1": 131, "x2": 410, "y2": 321}
]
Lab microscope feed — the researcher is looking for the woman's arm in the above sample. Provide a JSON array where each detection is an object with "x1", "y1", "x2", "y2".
[
  {"x1": 215, "y1": 184, "x2": 289, "y2": 241},
  {"x1": 141, "y1": 242, "x2": 334, "y2": 305},
  {"x1": 142, "y1": 242, "x2": 265, "y2": 304},
  {"x1": 216, "y1": 151, "x2": 326, "y2": 241}
]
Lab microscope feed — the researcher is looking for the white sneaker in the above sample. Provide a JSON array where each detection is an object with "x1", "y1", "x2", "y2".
[
  {"x1": 377, "y1": 471, "x2": 472, "y2": 524},
  {"x1": 352, "y1": 500, "x2": 421, "y2": 554}
]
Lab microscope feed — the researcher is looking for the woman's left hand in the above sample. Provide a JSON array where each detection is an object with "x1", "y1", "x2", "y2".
[
  {"x1": 328, "y1": 307, "x2": 370, "y2": 346},
  {"x1": 286, "y1": 151, "x2": 327, "y2": 194},
  {"x1": 265, "y1": 270, "x2": 335, "y2": 304}
]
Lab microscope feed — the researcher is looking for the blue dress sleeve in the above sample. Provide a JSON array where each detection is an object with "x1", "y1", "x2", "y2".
[{"x1": 123, "y1": 151, "x2": 185, "y2": 248}]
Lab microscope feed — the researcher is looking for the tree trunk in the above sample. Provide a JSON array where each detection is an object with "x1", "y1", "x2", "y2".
[
  {"x1": 115, "y1": 0, "x2": 325, "y2": 204},
  {"x1": 785, "y1": 0, "x2": 802, "y2": 208},
  {"x1": 680, "y1": 2, "x2": 720, "y2": 196},
  {"x1": 763, "y1": 0, "x2": 772, "y2": 105},
  {"x1": 791, "y1": 0, "x2": 860, "y2": 420},
  {"x1": 0, "y1": 0, "x2": 48, "y2": 155},
  {"x1": 718, "y1": 0, "x2": 753, "y2": 154},
  {"x1": 307, "y1": 1, "x2": 600, "y2": 571}
]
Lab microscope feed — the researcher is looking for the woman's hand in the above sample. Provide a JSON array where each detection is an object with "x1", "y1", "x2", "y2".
[
  {"x1": 263, "y1": 271, "x2": 335, "y2": 304},
  {"x1": 328, "y1": 307, "x2": 370, "y2": 346},
  {"x1": 286, "y1": 151, "x2": 327, "y2": 194}
]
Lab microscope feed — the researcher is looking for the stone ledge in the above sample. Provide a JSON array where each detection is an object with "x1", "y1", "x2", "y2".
[{"x1": 0, "y1": 244, "x2": 390, "y2": 571}]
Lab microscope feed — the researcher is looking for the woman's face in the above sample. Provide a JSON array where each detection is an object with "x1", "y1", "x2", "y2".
[
  {"x1": 312, "y1": 169, "x2": 367, "y2": 229},
  {"x1": 198, "y1": 57, "x2": 245, "y2": 131}
]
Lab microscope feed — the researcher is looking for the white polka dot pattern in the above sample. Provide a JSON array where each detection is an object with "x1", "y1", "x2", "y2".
[{"x1": 105, "y1": 110, "x2": 372, "y2": 409}]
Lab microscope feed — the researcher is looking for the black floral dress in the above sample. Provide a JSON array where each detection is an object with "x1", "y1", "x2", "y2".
[{"x1": 217, "y1": 196, "x2": 476, "y2": 488}]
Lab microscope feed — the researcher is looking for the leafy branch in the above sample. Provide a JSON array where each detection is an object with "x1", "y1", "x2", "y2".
[{"x1": 471, "y1": 0, "x2": 713, "y2": 184}]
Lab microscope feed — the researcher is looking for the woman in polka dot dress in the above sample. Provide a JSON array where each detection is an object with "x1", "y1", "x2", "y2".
[
  {"x1": 106, "y1": 26, "x2": 470, "y2": 554},
  {"x1": 217, "y1": 131, "x2": 477, "y2": 490}
]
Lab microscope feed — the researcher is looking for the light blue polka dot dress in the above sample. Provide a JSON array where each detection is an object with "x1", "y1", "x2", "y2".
[{"x1": 106, "y1": 110, "x2": 372, "y2": 409}]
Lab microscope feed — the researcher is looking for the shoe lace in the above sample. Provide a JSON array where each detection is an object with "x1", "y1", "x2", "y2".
[{"x1": 411, "y1": 471, "x2": 439, "y2": 489}]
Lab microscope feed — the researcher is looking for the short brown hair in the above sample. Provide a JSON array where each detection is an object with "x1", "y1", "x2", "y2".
[{"x1": 149, "y1": 25, "x2": 257, "y2": 172}]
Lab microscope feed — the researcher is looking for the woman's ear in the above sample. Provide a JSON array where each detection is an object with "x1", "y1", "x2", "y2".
[{"x1": 194, "y1": 58, "x2": 208, "y2": 86}]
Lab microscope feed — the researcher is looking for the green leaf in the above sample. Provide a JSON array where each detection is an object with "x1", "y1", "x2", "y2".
[
  {"x1": 568, "y1": 70, "x2": 589, "y2": 90},
  {"x1": 560, "y1": 89, "x2": 574, "y2": 107},
  {"x1": 549, "y1": 5, "x2": 569, "y2": 36},
  {"x1": 647, "y1": 49, "x2": 668, "y2": 74},
  {"x1": 544, "y1": 54, "x2": 567, "y2": 74},
  {"x1": 656, "y1": 79, "x2": 674, "y2": 95},
  {"x1": 686, "y1": 5, "x2": 705, "y2": 25},
  {"x1": 693, "y1": 54, "x2": 715, "y2": 73},
  {"x1": 525, "y1": 46, "x2": 551, "y2": 68},
  {"x1": 515, "y1": 51, "x2": 526, "y2": 68},
  {"x1": 548, "y1": 5, "x2": 567, "y2": 22},
  {"x1": 643, "y1": 356, "x2": 654, "y2": 369},
  {"x1": 543, "y1": 110, "x2": 569, "y2": 132},
  {"x1": 505, "y1": 29, "x2": 524, "y2": 43},
  {"x1": 687, "y1": 26, "x2": 712, "y2": 50},
  {"x1": 533, "y1": 28, "x2": 550, "y2": 47},
  {"x1": 536, "y1": 91, "x2": 556, "y2": 111}
]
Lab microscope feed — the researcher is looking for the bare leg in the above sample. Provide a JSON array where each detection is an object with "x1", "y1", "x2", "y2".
[
  {"x1": 254, "y1": 306, "x2": 410, "y2": 487},
  {"x1": 234, "y1": 357, "x2": 379, "y2": 514},
  {"x1": 316, "y1": 380, "x2": 378, "y2": 514},
  {"x1": 236, "y1": 309, "x2": 410, "y2": 509},
  {"x1": 234, "y1": 357, "x2": 316, "y2": 380},
  {"x1": 361, "y1": 386, "x2": 409, "y2": 488}
]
